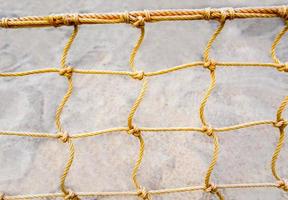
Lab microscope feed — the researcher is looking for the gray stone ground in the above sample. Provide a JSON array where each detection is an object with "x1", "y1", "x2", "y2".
[{"x1": 0, "y1": 0, "x2": 288, "y2": 200}]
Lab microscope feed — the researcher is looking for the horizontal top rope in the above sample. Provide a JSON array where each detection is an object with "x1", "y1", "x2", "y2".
[{"x1": 1, "y1": 5, "x2": 288, "y2": 28}]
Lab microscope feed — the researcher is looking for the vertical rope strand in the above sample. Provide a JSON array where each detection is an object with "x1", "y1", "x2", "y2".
[
  {"x1": 199, "y1": 69, "x2": 216, "y2": 126},
  {"x1": 55, "y1": 78, "x2": 73, "y2": 133},
  {"x1": 204, "y1": 132, "x2": 220, "y2": 186},
  {"x1": 60, "y1": 25, "x2": 79, "y2": 69},
  {"x1": 202, "y1": 20, "x2": 226, "y2": 63},
  {"x1": 126, "y1": 23, "x2": 150, "y2": 199},
  {"x1": 60, "y1": 139, "x2": 75, "y2": 194},
  {"x1": 55, "y1": 25, "x2": 78, "y2": 132},
  {"x1": 200, "y1": 18, "x2": 226, "y2": 200},
  {"x1": 271, "y1": 21, "x2": 288, "y2": 64},
  {"x1": 270, "y1": 18, "x2": 288, "y2": 191},
  {"x1": 271, "y1": 128, "x2": 285, "y2": 181},
  {"x1": 276, "y1": 96, "x2": 288, "y2": 122},
  {"x1": 56, "y1": 25, "x2": 79, "y2": 199},
  {"x1": 129, "y1": 26, "x2": 145, "y2": 72},
  {"x1": 127, "y1": 79, "x2": 148, "y2": 129},
  {"x1": 271, "y1": 96, "x2": 288, "y2": 181},
  {"x1": 132, "y1": 134, "x2": 145, "y2": 189},
  {"x1": 200, "y1": 19, "x2": 225, "y2": 125}
]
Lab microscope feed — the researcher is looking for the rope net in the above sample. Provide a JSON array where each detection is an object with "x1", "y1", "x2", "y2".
[{"x1": 0, "y1": 5, "x2": 288, "y2": 200}]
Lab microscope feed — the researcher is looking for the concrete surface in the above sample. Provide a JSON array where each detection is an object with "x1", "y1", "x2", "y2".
[{"x1": 0, "y1": 0, "x2": 288, "y2": 200}]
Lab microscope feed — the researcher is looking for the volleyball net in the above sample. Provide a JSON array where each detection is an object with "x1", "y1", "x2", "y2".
[{"x1": 0, "y1": 5, "x2": 288, "y2": 200}]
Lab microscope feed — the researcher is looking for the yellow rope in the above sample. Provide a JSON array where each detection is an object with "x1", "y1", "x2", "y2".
[
  {"x1": 129, "y1": 26, "x2": 145, "y2": 72},
  {"x1": 126, "y1": 23, "x2": 150, "y2": 199},
  {"x1": 271, "y1": 21, "x2": 288, "y2": 65},
  {"x1": 0, "y1": 5, "x2": 288, "y2": 200},
  {"x1": 1, "y1": 6, "x2": 288, "y2": 28},
  {"x1": 271, "y1": 96, "x2": 288, "y2": 182},
  {"x1": 55, "y1": 25, "x2": 79, "y2": 199},
  {"x1": 269, "y1": 18, "x2": 288, "y2": 192},
  {"x1": 0, "y1": 61, "x2": 284, "y2": 78},
  {"x1": 199, "y1": 16, "x2": 226, "y2": 199},
  {"x1": 0, "y1": 120, "x2": 284, "y2": 138},
  {"x1": 2, "y1": 182, "x2": 281, "y2": 200}
]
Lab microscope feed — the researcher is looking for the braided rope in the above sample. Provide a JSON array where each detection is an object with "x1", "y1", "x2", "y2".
[{"x1": 0, "y1": 5, "x2": 288, "y2": 200}]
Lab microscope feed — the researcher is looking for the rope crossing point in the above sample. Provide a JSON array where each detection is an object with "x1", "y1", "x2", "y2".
[{"x1": 0, "y1": 5, "x2": 288, "y2": 200}]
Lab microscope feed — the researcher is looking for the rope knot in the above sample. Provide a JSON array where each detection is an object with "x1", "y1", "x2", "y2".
[
  {"x1": 277, "y1": 179, "x2": 288, "y2": 192},
  {"x1": 121, "y1": 11, "x2": 150, "y2": 28},
  {"x1": 63, "y1": 14, "x2": 80, "y2": 26},
  {"x1": 131, "y1": 71, "x2": 145, "y2": 80},
  {"x1": 205, "y1": 183, "x2": 218, "y2": 193},
  {"x1": 202, "y1": 126, "x2": 214, "y2": 137},
  {"x1": 59, "y1": 67, "x2": 74, "y2": 78},
  {"x1": 203, "y1": 59, "x2": 216, "y2": 71},
  {"x1": 132, "y1": 16, "x2": 145, "y2": 28},
  {"x1": 48, "y1": 15, "x2": 62, "y2": 27},
  {"x1": 277, "y1": 63, "x2": 288, "y2": 72},
  {"x1": 204, "y1": 8, "x2": 211, "y2": 20},
  {"x1": 127, "y1": 126, "x2": 141, "y2": 137},
  {"x1": 58, "y1": 131, "x2": 70, "y2": 143},
  {"x1": 219, "y1": 9, "x2": 228, "y2": 22},
  {"x1": 278, "y1": 6, "x2": 288, "y2": 20},
  {"x1": 64, "y1": 190, "x2": 80, "y2": 200},
  {"x1": 137, "y1": 187, "x2": 151, "y2": 200},
  {"x1": 273, "y1": 119, "x2": 287, "y2": 129},
  {"x1": 222, "y1": 8, "x2": 235, "y2": 20},
  {"x1": 1, "y1": 18, "x2": 9, "y2": 28},
  {"x1": 143, "y1": 10, "x2": 152, "y2": 23},
  {"x1": 0, "y1": 193, "x2": 5, "y2": 200}
]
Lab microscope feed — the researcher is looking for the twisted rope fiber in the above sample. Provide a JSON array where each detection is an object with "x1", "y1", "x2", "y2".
[
  {"x1": 1, "y1": 5, "x2": 288, "y2": 28},
  {"x1": 0, "y1": 5, "x2": 288, "y2": 200}
]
